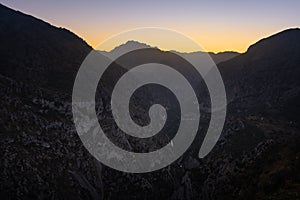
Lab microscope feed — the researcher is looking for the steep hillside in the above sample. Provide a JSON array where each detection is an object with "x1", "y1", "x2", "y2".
[
  {"x1": 0, "y1": 4, "x2": 92, "y2": 92},
  {"x1": 219, "y1": 28, "x2": 300, "y2": 121},
  {"x1": 0, "y1": 4, "x2": 299, "y2": 199}
]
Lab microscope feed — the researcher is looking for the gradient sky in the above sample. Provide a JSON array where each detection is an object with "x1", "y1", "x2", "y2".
[{"x1": 2, "y1": 0, "x2": 299, "y2": 53}]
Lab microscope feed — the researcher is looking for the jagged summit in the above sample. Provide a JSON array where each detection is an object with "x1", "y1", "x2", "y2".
[
  {"x1": 101, "y1": 40, "x2": 239, "y2": 64},
  {"x1": 110, "y1": 40, "x2": 154, "y2": 52}
]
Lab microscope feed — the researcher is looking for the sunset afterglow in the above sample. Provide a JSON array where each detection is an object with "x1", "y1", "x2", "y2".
[{"x1": 2, "y1": 0, "x2": 299, "y2": 52}]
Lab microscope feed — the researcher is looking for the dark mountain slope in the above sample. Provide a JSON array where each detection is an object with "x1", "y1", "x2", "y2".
[
  {"x1": 0, "y1": 4, "x2": 92, "y2": 92},
  {"x1": 0, "y1": 4, "x2": 299, "y2": 199},
  {"x1": 219, "y1": 28, "x2": 300, "y2": 121}
]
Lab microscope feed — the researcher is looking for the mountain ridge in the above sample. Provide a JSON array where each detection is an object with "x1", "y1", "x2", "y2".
[
  {"x1": 218, "y1": 28, "x2": 300, "y2": 120},
  {"x1": 0, "y1": 3, "x2": 92, "y2": 93},
  {"x1": 0, "y1": 4, "x2": 299, "y2": 200},
  {"x1": 99, "y1": 40, "x2": 240, "y2": 64}
]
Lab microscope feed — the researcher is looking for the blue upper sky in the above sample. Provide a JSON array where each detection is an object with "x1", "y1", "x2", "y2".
[{"x1": 2, "y1": 0, "x2": 299, "y2": 52}]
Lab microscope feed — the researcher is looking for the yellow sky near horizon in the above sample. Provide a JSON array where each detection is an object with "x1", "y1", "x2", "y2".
[
  {"x1": 2, "y1": 1, "x2": 299, "y2": 53},
  {"x1": 68, "y1": 24, "x2": 296, "y2": 53}
]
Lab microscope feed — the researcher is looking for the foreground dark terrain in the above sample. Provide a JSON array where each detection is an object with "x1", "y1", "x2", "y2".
[{"x1": 0, "y1": 4, "x2": 299, "y2": 200}]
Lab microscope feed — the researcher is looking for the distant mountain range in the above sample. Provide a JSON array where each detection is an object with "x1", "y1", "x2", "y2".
[
  {"x1": 99, "y1": 40, "x2": 240, "y2": 64},
  {"x1": 0, "y1": 0, "x2": 238, "y2": 94},
  {"x1": 0, "y1": 3, "x2": 299, "y2": 200}
]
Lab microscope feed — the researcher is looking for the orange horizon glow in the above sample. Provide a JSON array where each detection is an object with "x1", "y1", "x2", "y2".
[
  {"x1": 72, "y1": 26, "x2": 298, "y2": 53},
  {"x1": 2, "y1": 1, "x2": 299, "y2": 53}
]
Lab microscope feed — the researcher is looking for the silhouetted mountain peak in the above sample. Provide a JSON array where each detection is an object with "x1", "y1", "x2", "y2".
[
  {"x1": 113, "y1": 40, "x2": 153, "y2": 50},
  {"x1": 101, "y1": 40, "x2": 239, "y2": 64},
  {"x1": 98, "y1": 40, "x2": 157, "y2": 59}
]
